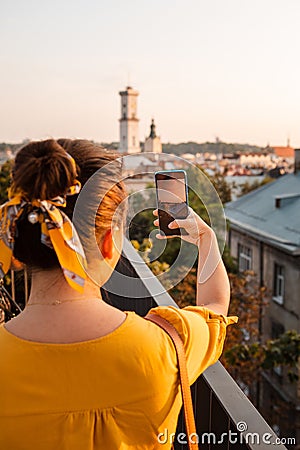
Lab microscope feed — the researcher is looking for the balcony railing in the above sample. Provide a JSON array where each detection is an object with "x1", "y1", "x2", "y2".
[
  {"x1": 4, "y1": 238, "x2": 288, "y2": 449},
  {"x1": 102, "y1": 239, "x2": 288, "y2": 450}
]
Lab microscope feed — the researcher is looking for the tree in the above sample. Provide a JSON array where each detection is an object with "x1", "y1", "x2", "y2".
[
  {"x1": 0, "y1": 159, "x2": 28, "y2": 319},
  {"x1": 262, "y1": 330, "x2": 300, "y2": 382},
  {"x1": 161, "y1": 141, "x2": 264, "y2": 156},
  {"x1": 129, "y1": 208, "x2": 155, "y2": 243},
  {"x1": 129, "y1": 167, "x2": 233, "y2": 268},
  {"x1": 238, "y1": 176, "x2": 274, "y2": 197},
  {"x1": 169, "y1": 267, "x2": 197, "y2": 308},
  {"x1": 221, "y1": 269, "x2": 300, "y2": 426},
  {"x1": 131, "y1": 239, "x2": 169, "y2": 276},
  {"x1": 220, "y1": 271, "x2": 267, "y2": 402},
  {"x1": 225, "y1": 329, "x2": 300, "y2": 384},
  {"x1": 128, "y1": 188, "x2": 156, "y2": 244},
  {"x1": 0, "y1": 160, "x2": 13, "y2": 204},
  {"x1": 206, "y1": 170, "x2": 232, "y2": 203}
]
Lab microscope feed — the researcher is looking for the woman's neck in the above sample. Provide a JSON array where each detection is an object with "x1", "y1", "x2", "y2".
[
  {"x1": 27, "y1": 268, "x2": 102, "y2": 306},
  {"x1": 5, "y1": 268, "x2": 126, "y2": 344}
]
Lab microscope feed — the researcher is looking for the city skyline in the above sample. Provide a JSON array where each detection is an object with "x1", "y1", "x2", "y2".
[{"x1": 1, "y1": 0, "x2": 300, "y2": 146}]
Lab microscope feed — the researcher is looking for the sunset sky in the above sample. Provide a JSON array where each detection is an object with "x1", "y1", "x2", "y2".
[{"x1": 1, "y1": 0, "x2": 300, "y2": 146}]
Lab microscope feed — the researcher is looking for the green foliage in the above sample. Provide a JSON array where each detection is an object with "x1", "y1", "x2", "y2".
[
  {"x1": 162, "y1": 141, "x2": 264, "y2": 156},
  {"x1": 129, "y1": 167, "x2": 234, "y2": 268},
  {"x1": 225, "y1": 342, "x2": 262, "y2": 365},
  {"x1": 238, "y1": 176, "x2": 274, "y2": 197},
  {"x1": 0, "y1": 160, "x2": 13, "y2": 204},
  {"x1": 130, "y1": 238, "x2": 169, "y2": 276},
  {"x1": 224, "y1": 330, "x2": 300, "y2": 384},
  {"x1": 222, "y1": 270, "x2": 300, "y2": 406},
  {"x1": 169, "y1": 267, "x2": 197, "y2": 308},
  {"x1": 128, "y1": 185, "x2": 182, "y2": 265},
  {"x1": 220, "y1": 272, "x2": 267, "y2": 405},
  {"x1": 128, "y1": 187, "x2": 157, "y2": 244},
  {"x1": 263, "y1": 330, "x2": 300, "y2": 382},
  {"x1": 0, "y1": 143, "x2": 21, "y2": 153},
  {"x1": 157, "y1": 239, "x2": 180, "y2": 265},
  {"x1": 206, "y1": 171, "x2": 232, "y2": 203},
  {"x1": 222, "y1": 244, "x2": 238, "y2": 273},
  {"x1": 187, "y1": 166, "x2": 232, "y2": 215},
  {"x1": 129, "y1": 209, "x2": 154, "y2": 243}
]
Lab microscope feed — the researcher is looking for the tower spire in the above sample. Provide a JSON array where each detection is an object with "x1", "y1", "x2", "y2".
[
  {"x1": 144, "y1": 118, "x2": 162, "y2": 153},
  {"x1": 149, "y1": 118, "x2": 157, "y2": 139}
]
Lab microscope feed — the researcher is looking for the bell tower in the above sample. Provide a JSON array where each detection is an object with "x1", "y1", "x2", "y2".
[{"x1": 118, "y1": 86, "x2": 141, "y2": 153}]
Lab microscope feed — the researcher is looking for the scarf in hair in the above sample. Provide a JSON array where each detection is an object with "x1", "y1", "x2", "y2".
[{"x1": 0, "y1": 183, "x2": 87, "y2": 293}]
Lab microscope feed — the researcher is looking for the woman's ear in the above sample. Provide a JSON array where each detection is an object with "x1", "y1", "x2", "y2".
[{"x1": 101, "y1": 229, "x2": 114, "y2": 260}]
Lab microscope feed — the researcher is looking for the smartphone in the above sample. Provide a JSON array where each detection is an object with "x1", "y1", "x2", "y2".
[{"x1": 155, "y1": 170, "x2": 189, "y2": 236}]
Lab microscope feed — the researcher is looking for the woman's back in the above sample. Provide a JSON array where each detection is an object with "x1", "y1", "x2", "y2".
[{"x1": 0, "y1": 305, "x2": 237, "y2": 450}]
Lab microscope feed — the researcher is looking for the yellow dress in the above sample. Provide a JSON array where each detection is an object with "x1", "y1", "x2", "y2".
[{"x1": 0, "y1": 306, "x2": 237, "y2": 450}]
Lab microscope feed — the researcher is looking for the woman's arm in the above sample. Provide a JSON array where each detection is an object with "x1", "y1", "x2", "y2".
[
  {"x1": 194, "y1": 228, "x2": 230, "y2": 315},
  {"x1": 154, "y1": 208, "x2": 230, "y2": 316}
]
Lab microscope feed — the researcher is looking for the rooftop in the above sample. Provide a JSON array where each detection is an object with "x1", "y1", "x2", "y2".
[
  {"x1": 225, "y1": 171, "x2": 300, "y2": 254},
  {"x1": 271, "y1": 146, "x2": 295, "y2": 158}
]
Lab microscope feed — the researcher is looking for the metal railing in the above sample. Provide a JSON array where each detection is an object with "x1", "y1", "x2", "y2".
[{"x1": 102, "y1": 239, "x2": 288, "y2": 450}]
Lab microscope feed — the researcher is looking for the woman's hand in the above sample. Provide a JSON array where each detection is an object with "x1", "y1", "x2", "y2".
[
  {"x1": 153, "y1": 207, "x2": 213, "y2": 246},
  {"x1": 153, "y1": 207, "x2": 230, "y2": 313}
]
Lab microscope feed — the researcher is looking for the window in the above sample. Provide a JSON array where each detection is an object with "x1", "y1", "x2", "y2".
[
  {"x1": 273, "y1": 263, "x2": 284, "y2": 305},
  {"x1": 132, "y1": 136, "x2": 136, "y2": 146},
  {"x1": 238, "y1": 244, "x2": 252, "y2": 272}
]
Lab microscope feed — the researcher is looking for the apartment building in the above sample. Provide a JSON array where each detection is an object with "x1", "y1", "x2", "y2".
[{"x1": 225, "y1": 150, "x2": 300, "y2": 442}]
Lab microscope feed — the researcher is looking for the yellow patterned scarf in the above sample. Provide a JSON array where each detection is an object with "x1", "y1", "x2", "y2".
[{"x1": 0, "y1": 186, "x2": 88, "y2": 293}]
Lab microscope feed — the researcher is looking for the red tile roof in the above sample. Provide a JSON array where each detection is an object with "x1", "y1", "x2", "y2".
[{"x1": 272, "y1": 146, "x2": 294, "y2": 158}]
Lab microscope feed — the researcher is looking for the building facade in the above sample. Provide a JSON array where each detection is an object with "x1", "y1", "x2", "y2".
[{"x1": 226, "y1": 150, "x2": 300, "y2": 443}]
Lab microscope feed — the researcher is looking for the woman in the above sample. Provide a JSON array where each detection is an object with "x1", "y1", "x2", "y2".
[{"x1": 0, "y1": 139, "x2": 237, "y2": 449}]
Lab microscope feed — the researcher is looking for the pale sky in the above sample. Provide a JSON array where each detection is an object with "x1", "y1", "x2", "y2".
[{"x1": 1, "y1": 0, "x2": 300, "y2": 146}]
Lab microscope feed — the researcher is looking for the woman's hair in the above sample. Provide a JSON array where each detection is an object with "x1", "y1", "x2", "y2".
[{"x1": 12, "y1": 139, "x2": 126, "y2": 269}]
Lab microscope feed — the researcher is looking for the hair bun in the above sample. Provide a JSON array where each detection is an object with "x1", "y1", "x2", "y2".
[{"x1": 12, "y1": 139, "x2": 78, "y2": 201}]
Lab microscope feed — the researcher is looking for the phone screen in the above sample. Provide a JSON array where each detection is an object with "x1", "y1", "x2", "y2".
[{"x1": 155, "y1": 170, "x2": 188, "y2": 236}]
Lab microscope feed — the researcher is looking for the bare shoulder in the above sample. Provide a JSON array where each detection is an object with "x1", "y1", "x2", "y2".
[{"x1": 4, "y1": 301, "x2": 127, "y2": 344}]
